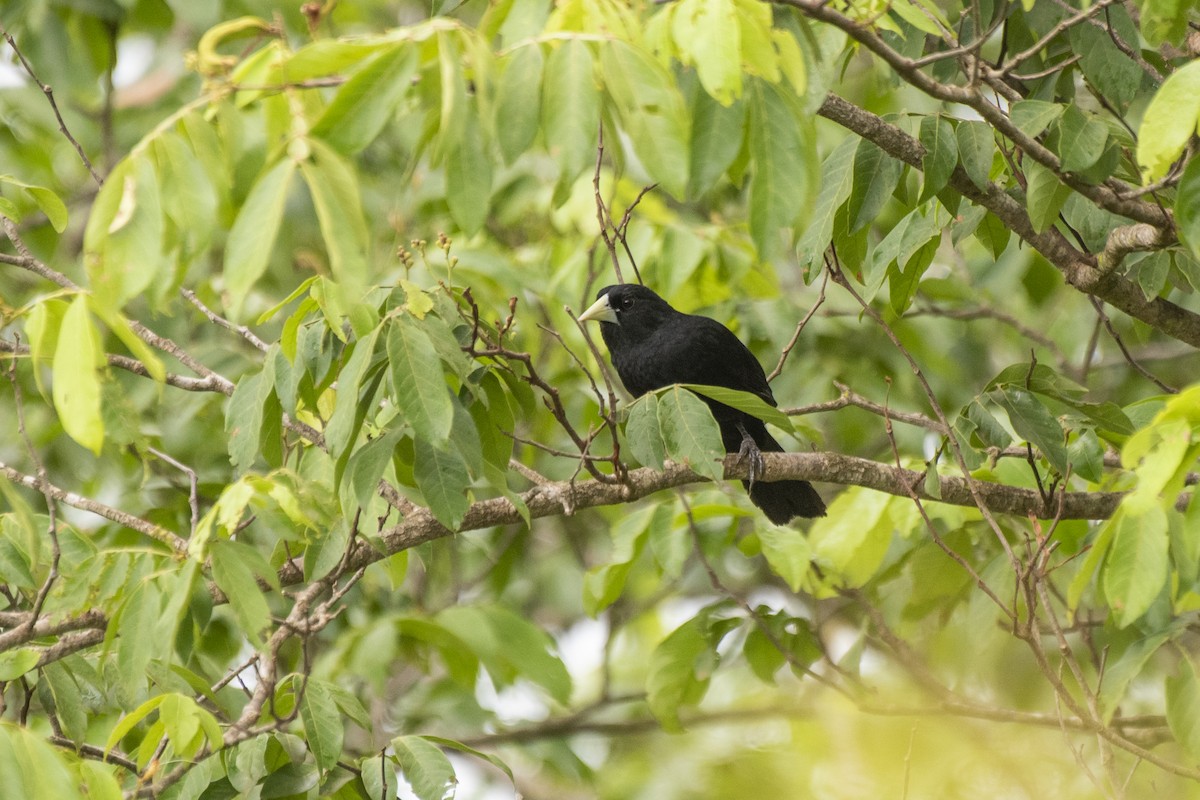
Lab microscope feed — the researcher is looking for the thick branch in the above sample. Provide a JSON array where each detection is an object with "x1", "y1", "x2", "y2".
[
  {"x1": 816, "y1": 93, "x2": 1200, "y2": 348},
  {"x1": 781, "y1": 0, "x2": 1167, "y2": 227},
  {"x1": 0, "y1": 609, "x2": 107, "y2": 652},
  {"x1": 338, "y1": 453, "x2": 1130, "y2": 578}
]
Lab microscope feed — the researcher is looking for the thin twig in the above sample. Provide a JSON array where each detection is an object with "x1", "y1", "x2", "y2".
[
  {"x1": 768, "y1": 271, "x2": 828, "y2": 382},
  {"x1": 181, "y1": 288, "x2": 270, "y2": 352},
  {"x1": 1088, "y1": 297, "x2": 1176, "y2": 393},
  {"x1": 0, "y1": 27, "x2": 103, "y2": 185},
  {"x1": 147, "y1": 446, "x2": 201, "y2": 536}
]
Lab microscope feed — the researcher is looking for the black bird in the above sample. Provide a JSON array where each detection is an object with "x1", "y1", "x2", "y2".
[{"x1": 578, "y1": 284, "x2": 825, "y2": 523}]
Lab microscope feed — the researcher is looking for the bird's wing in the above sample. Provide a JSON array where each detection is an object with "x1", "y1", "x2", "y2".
[{"x1": 667, "y1": 315, "x2": 778, "y2": 406}]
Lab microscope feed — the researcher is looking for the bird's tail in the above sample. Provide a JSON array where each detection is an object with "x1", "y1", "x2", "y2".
[
  {"x1": 744, "y1": 428, "x2": 826, "y2": 524},
  {"x1": 746, "y1": 479, "x2": 826, "y2": 524}
]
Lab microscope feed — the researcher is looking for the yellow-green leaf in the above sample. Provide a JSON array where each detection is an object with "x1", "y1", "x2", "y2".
[
  {"x1": 224, "y1": 158, "x2": 297, "y2": 315},
  {"x1": 52, "y1": 295, "x2": 105, "y2": 454},
  {"x1": 1138, "y1": 60, "x2": 1200, "y2": 180}
]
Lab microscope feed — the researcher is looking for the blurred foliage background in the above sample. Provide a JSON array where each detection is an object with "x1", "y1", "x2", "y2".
[{"x1": 2, "y1": 0, "x2": 1200, "y2": 798}]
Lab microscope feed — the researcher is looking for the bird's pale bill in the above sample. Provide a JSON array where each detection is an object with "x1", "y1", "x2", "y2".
[{"x1": 578, "y1": 294, "x2": 617, "y2": 324}]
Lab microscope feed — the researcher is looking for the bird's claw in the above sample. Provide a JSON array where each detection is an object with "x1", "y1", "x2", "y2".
[{"x1": 737, "y1": 429, "x2": 766, "y2": 491}]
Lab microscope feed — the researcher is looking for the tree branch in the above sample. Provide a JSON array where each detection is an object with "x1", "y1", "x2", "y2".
[
  {"x1": 341, "y1": 452, "x2": 1131, "y2": 581},
  {"x1": 0, "y1": 461, "x2": 188, "y2": 554},
  {"x1": 815, "y1": 93, "x2": 1200, "y2": 348}
]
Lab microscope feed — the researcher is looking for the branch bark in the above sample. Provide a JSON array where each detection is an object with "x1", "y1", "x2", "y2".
[{"x1": 348, "y1": 452, "x2": 1128, "y2": 578}]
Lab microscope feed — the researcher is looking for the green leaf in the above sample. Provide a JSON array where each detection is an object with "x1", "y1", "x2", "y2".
[
  {"x1": 864, "y1": 205, "x2": 941, "y2": 294},
  {"x1": 495, "y1": 44, "x2": 544, "y2": 164},
  {"x1": 1175, "y1": 157, "x2": 1200, "y2": 262},
  {"x1": 918, "y1": 115, "x2": 957, "y2": 202},
  {"x1": 1137, "y1": 59, "x2": 1200, "y2": 180},
  {"x1": 955, "y1": 120, "x2": 993, "y2": 190},
  {"x1": 413, "y1": 437, "x2": 471, "y2": 530},
  {"x1": 1132, "y1": 251, "x2": 1172, "y2": 301},
  {"x1": 88, "y1": 299, "x2": 166, "y2": 384},
  {"x1": 1, "y1": 176, "x2": 68, "y2": 232},
  {"x1": 994, "y1": 388, "x2": 1069, "y2": 475},
  {"x1": 748, "y1": 79, "x2": 813, "y2": 259},
  {"x1": 1141, "y1": 0, "x2": 1190, "y2": 44},
  {"x1": 301, "y1": 138, "x2": 369, "y2": 290},
  {"x1": 77, "y1": 761, "x2": 122, "y2": 800},
  {"x1": 392, "y1": 736, "x2": 455, "y2": 800},
  {"x1": 345, "y1": 428, "x2": 404, "y2": 517},
  {"x1": 84, "y1": 155, "x2": 164, "y2": 308},
  {"x1": 116, "y1": 580, "x2": 160, "y2": 697},
  {"x1": 1010, "y1": 100, "x2": 1063, "y2": 138},
  {"x1": 445, "y1": 105, "x2": 493, "y2": 235},
  {"x1": 421, "y1": 736, "x2": 514, "y2": 785},
  {"x1": 52, "y1": 295, "x2": 105, "y2": 455},
  {"x1": 224, "y1": 158, "x2": 297, "y2": 315},
  {"x1": 1071, "y1": 7, "x2": 1141, "y2": 111},
  {"x1": 808, "y1": 487, "x2": 893, "y2": 587},
  {"x1": 1102, "y1": 505, "x2": 1169, "y2": 627},
  {"x1": 396, "y1": 617, "x2": 477, "y2": 688},
  {"x1": 1167, "y1": 658, "x2": 1200, "y2": 760},
  {"x1": 679, "y1": 383, "x2": 793, "y2": 432},
  {"x1": 436, "y1": 606, "x2": 571, "y2": 703},
  {"x1": 673, "y1": 0, "x2": 741, "y2": 105},
  {"x1": 469, "y1": 373, "x2": 515, "y2": 473},
  {"x1": 225, "y1": 370, "x2": 280, "y2": 474},
  {"x1": 1024, "y1": 159, "x2": 1072, "y2": 234},
  {"x1": 542, "y1": 39, "x2": 600, "y2": 186},
  {"x1": 41, "y1": 663, "x2": 87, "y2": 744},
  {"x1": 153, "y1": 132, "x2": 218, "y2": 286},
  {"x1": 657, "y1": 385, "x2": 724, "y2": 480},
  {"x1": 105, "y1": 694, "x2": 168, "y2": 756},
  {"x1": 326, "y1": 327, "x2": 383, "y2": 460},
  {"x1": 796, "y1": 135, "x2": 857, "y2": 270},
  {"x1": 1097, "y1": 632, "x2": 1170, "y2": 721},
  {"x1": 890, "y1": 0, "x2": 949, "y2": 34},
  {"x1": 974, "y1": 210, "x2": 1010, "y2": 258},
  {"x1": 24, "y1": 298, "x2": 65, "y2": 397},
  {"x1": 388, "y1": 318, "x2": 454, "y2": 444},
  {"x1": 300, "y1": 679, "x2": 344, "y2": 772},
  {"x1": 0, "y1": 649, "x2": 38, "y2": 681},
  {"x1": 848, "y1": 139, "x2": 903, "y2": 234},
  {"x1": 0, "y1": 721, "x2": 79, "y2": 798},
  {"x1": 1068, "y1": 429, "x2": 1105, "y2": 482},
  {"x1": 483, "y1": 606, "x2": 572, "y2": 703},
  {"x1": 985, "y1": 362, "x2": 1087, "y2": 399},
  {"x1": 888, "y1": 238, "x2": 936, "y2": 314},
  {"x1": 27, "y1": 185, "x2": 67, "y2": 232},
  {"x1": 583, "y1": 504, "x2": 663, "y2": 615},
  {"x1": 362, "y1": 755, "x2": 398, "y2": 800},
  {"x1": 624, "y1": 393, "x2": 667, "y2": 469},
  {"x1": 688, "y1": 87, "x2": 745, "y2": 198},
  {"x1": 311, "y1": 44, "x2": 417, "y2": 154},
  {"x1": 435, "y1": 31, "x2": 467, "y2": 155},
  {"x1": 159, "y1": 694, "x2": 203, "y2": 757},
  {"x1": 211, "y1": 539, "x2": 271, "y2": 646},
  {"x1": 1057, "y1": 104, "x2": 1109, "y2": 174},
  {"x1": 600, "y1": 40, "x2": 691, "y2": 198},
  {"x1": 646, "y1": 611, "x2": 736, "y2": 731},
  {"x1": 757, "y1": 524, "x2": 814, "y2": 592}
]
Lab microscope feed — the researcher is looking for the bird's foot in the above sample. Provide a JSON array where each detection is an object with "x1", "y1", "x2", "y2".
[{"x1": 736, "y1": 427, "x2": 766, "y2": 491}]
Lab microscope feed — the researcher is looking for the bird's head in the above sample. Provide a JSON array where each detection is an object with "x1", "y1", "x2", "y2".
[{"x1": 577, "y1": 284, "x2": 676, "y2": 340}]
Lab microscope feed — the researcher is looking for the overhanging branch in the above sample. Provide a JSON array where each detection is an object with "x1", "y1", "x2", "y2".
[{"x1": 815, "y1": 94, "x2": 1200, "y2": 348}]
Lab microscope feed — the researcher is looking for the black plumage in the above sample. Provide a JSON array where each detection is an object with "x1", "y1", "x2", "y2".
[{"x1": 578, "y1": 284, "x2": 825, "y2": 523}]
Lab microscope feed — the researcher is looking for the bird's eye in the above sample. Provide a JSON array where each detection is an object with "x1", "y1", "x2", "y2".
[{"x1": 619, "y1": 296, "x2": 634, "y2": 310}]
